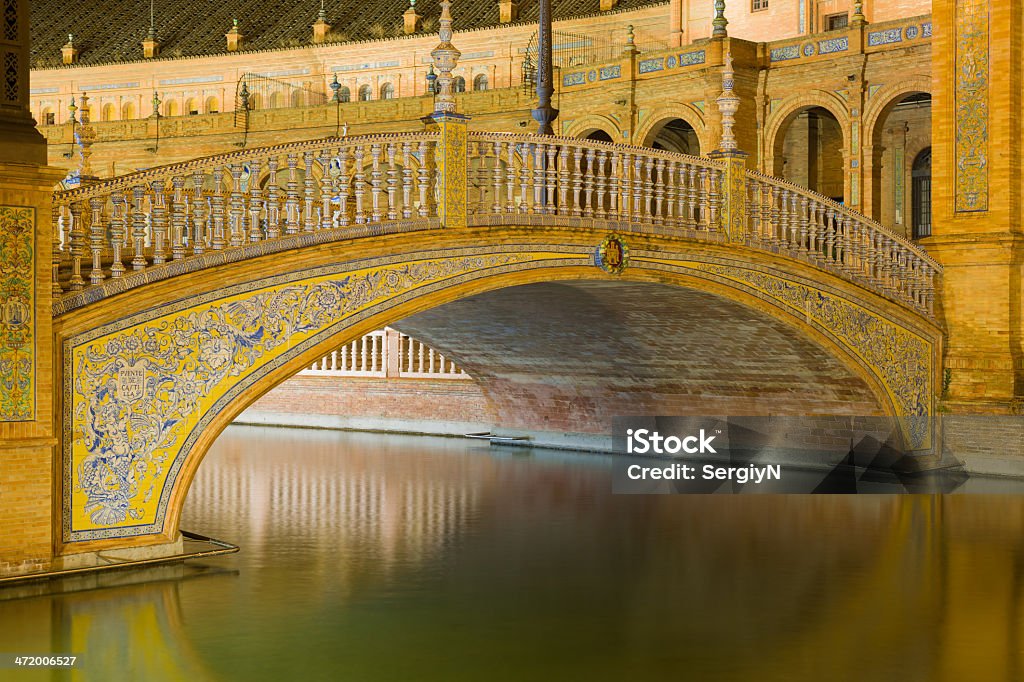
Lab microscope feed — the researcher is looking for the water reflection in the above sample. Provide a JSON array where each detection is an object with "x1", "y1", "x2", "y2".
[{"x1": 1, "y1": 426, "x2": 1023, "y2": 681}]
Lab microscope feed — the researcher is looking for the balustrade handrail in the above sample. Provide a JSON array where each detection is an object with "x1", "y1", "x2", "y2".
[
  {"x1": 468, "y1": 131, "x2": 725, "y2": 170},
  {"x1": 744, "y1": 168, "x2": 941, "y2": 271},
  {"x1": 49, "y1": 130, "x2": 939, "y2": 319},
  {"x1": 54, "y1": 131, "x2": 442, "y2": 203}
]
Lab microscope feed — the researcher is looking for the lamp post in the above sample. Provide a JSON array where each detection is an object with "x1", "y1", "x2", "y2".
[
  {"x1": 150, "y1": 90, "x2": 162, "y2": 153},
  {"x1": 530, "y1": 0, "x2": 557, "y2": 134}
]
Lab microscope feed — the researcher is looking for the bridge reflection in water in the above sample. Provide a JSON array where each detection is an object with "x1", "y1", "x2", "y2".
[{"x1": 2, "y1": 426, "x2": 1023, "y2": 681}]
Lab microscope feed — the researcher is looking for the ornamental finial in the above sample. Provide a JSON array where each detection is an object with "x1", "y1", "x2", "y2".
[
  {"x1": 715, "y1": 48, "x2": 739, "y2": 151},
  {"x1": 712, "y1": 0, "x2": 728, "y2": 38},
  {"x1": 430, "y1": 0, "x2": 461, "y2": 114}
]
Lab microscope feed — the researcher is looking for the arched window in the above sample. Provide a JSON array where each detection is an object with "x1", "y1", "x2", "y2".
[
  {"x1": 291, "y1": 90, "x2": 304, "y2": 108},
  {"x1": 185, "y1": 98, "x2": 199, "y2": 115},
  {"x1": 41, "y1": 107, "x2": 55, "y2": 126},
  {"x1": 339, "y1": 86, "x2": 351, "y2": 103},
  {"x1": 268, "y1": 91, "x2": 284, "y2": 109},
  {"x1": 911, "y1": 148, "x2": 932, "y2": 240},
  {"x1": 380, "y1": 82, "x2": 395, "y2": 100},
  {"x1": 165, "y1": 100, "x2": 179, "y2": 117},
  {"x1": 453, "y1": 76, "x2": 466, "y2": 93},
  {"x1": 473, "y1": 74, "x2": 489, "y2": 91},
  {"x1": 101, "y1": 103, "x2": 116, "y2": 121},
  {"x1": 121, "y1": 101, "x2": 136, "y2": 119},
  {"x1": 248, "y1": 93, "x2": 261, "y2": 110},
  {"x1": 205, "y1": 96, "x2": 220, "y2": 114},
  {"x1": 358, "y1": 84, "x2": 372, "y2": 101}
]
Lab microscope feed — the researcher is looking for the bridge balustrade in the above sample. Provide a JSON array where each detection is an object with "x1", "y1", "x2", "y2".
[
  {"x1": 301, "y1": 328, "x2": 469, "y2": 379},
  {"x1": 51, "y1": 131, "x2": 939, "y2": 318}
]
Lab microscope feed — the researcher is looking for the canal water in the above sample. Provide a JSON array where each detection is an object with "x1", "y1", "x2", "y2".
[{"x1": 3, "y1": 424, "x2": 1024, "y2": 681}]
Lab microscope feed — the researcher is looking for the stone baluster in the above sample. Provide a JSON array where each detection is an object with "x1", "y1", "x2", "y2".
[
  {"x1": 418, "y1": 141, "x2": 431, "y2": 218},
  {"x1": 210, "y1": 168, "x2": 227, "y2": 249},
  {"x1": 608, "y1": 151, "x2": 621, "y2": 218},
  {"x1": 595, "y1": 149, "x2": 609, "y2": 219},
  {"x1": 337, "y1": 146, "x2": 351, "y2": 226},
  {"x1": 491, "y1": 141, "x2": 504, "y2": 214},
  {"x1": 571, "y1": 146, "x2": 584, "y2": 216},
  {"x1": 150, "y1": 180, "x2": 168, "y2": 264},
  {"x1": 545, "y1": 144, "x2": 558, "y2": 214},
  {"x1": 247, "y1": 159, "x2": 264, "y2": 242},
  {"x1": 190, "y1": 173, "x2": 206, "y2": 255},
  {"x1": 302, "y1": 152, "x2": 317, "y2": 232},
  {"x1": 750, "y1": 180, "x2": 764, "y2": 244},
  {"x1": 620, "y1": 153, "x2": 632, "y2": 221},
  {"x1": 315, "y1": 151, "x2": 331, "y2": 230},
  {"x1": 51, "y1": 204, "x2": 63, "y2": 295},
  {"x1": 825, "y1": 207, "x2": 838, "y2": 266},
  {"x1": 88, "y1": 197, "x2": 105, "y2": 285},
  {"x1": 653, "y1": 158, "x2": 666, "y2": 224},
  {"x1": 403, "y1": 142, "x2": 415, "y2": 219},
  {"x1": 227, "y1": 164, "x2": 245, "y2": 246},
  {"x1": 532, "y1": 143, "x2": 545, "y2": 213},
  {"x1": 632, "y1": 156, "x2": 645, "y2": 221},
  {"x1": 500, "y1": 142, "x2": 513, "y2": 214},
  {"x1": 797, "y1": 195, "x2": 809, "y2": 254},
  {"x1": 777, "y1": 189, "x2": 791, "y2": 248},
  {"x1": 265, "y1": 158, "x2": 281, "y2": 239},
  {"x1": 370, "y1": 143, "x2": 383, "y2": 223},
  {"x1": 701, "y1": 168, "x2": 715, "y2": 232},
  {"x1": 353, "y1": 145, "x2": 367, "y2": 224},
  {"x1": 108, "y1": 192, "x2": 126, "y2": 278},
  {"x1": 130, "y1": 185, "x2": 148, "y2": 270},
  {"x1": 788, "y1": 192, "x2": 801, "y2": 249},
  {"x1": 170, "y1": 176, "x2": 187, "y2": 259},
  {"x1": 518, "y1": 143, "x2": 531, "y2": 213},
  {"x1": 583, "y1": 148, "x2": 597, "y2": 217},
  {"x1": 386, "y1": 143, "x2": 399, "y2": 220},
  {"x1": 67, "y1": 201, "x2": 86, "y2": 289},
  {"x1": 685, "y1": 166, "x2": 698, "y2": 230},
  {"x1": 643, "y1": 156, "x2": 655, "y2": 220},
  {"x1": 557, "y1": 145, "x2": 570, "y2": 215},
  {"x1": 284, "y1": 154, "x2": 300, "y2": 234}
]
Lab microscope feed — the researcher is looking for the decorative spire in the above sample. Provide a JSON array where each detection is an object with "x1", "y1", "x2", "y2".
[
  {"x1": 226, "y1": 18, "x2": 244, "y2": 51},
  {"x1": 62, "y1": 33, "x2": 79, "y2": 65},
  {"x1": 330, "y1": 73, "x2": 341, "y2": 102},
  {"x1": 312, "y1": 0, "x2": 331, "y2": 43},
  {"x1": 712, "y1": 0, "x2": 728, "y2": 38},
  {"x1": 851, "y1": 0, "x2": 866, "y2": 26},
  {"x1": 715, "y1": 48, "x2": 739, "y2": 151},
  {"x1": 142, "y1": 0, "x2": 161, "y2": 57},
  {"x1": 430, "y1": 0, "x2": 461, "y2": 114},
  {"x1": 403, "y1": 0, "x2": 422, "y2": 35}
]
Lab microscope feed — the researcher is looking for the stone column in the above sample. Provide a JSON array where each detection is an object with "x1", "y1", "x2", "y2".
[
  {"x1": 0, "y1": 0, "x2": 64, "y2": 576},
  {"x1": 927, "y1": 0, "x2": 1024, "y2": 409}
]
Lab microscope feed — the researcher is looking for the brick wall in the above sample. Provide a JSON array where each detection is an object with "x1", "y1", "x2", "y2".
[{"x1": 243, "y1": 376, "x2": 494, "y2": 434}]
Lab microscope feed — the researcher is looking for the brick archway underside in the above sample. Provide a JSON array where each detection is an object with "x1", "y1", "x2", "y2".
[{"x1": 394, "y1": 281, "x2": 882, "y2": 436}]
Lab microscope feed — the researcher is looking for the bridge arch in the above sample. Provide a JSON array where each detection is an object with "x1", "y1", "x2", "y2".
[{"x1": 53, "y1": 223, "x2": 940, "y2": 556}]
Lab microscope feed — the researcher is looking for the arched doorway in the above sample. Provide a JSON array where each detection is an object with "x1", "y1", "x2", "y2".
[
  {"x1": 773, "y1": 107, "x2": 844, "y2": 202},
  {"x1": 583, "y1": 129, "x2": 613, "y2": 143},
  {"x1": 867, "y1": 92, "x2": 931, "y2": 235},
  {"x1": 644, "y1": 118, "x2": 700, "y2": 155},
  {"x1": 911, "y1": 148, "x2": 931, "y2": 240}
]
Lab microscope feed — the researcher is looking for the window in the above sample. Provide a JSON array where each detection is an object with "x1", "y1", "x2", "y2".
[
  {"x1": 186, "y1": 98, "x2": 199, "y2": 115},
  {"x1": 752, "y1": 0, "x2": 768, "y2": 10},
  {"x1": 339, "y1": 86, "x2": 351, "y2": 103},
  {"x1": 43, "y1": 110, "x2": 55, "y2": 125},
  {"x1": 912, "y1": 148, "x2": 932, "y2": 239},
  {"x1": 380, "y1": 83, "x2": 395, "y2": 100},
  {"x1": 473, "y1": 74, "x2": 489, "y2": 91},
  {"x1": 101, "y1": 103, "x2": 116, "y2": 121},
  {"x1": 825, "y1": 13, "x2": 848, "y2": 31},
  {"x1": 206, "y1": 97, "x2": 219, "y2": 114},
  {"x1": 122, "y1": 102, "x2": 136, "y2": 119},
  {"x1": 358, "y1": 85, "x2": 372, "y2": 101},
  {"x1": 453, "y1": 76, "x2": 466, "y2": 93}
]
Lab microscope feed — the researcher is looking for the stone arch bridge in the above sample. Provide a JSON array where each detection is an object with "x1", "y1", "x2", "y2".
[{"x1": 48, "y1": 129, "x2": 942, "y2": 556}]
